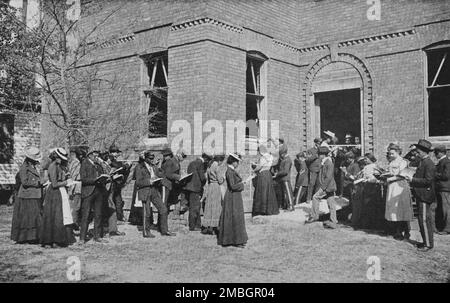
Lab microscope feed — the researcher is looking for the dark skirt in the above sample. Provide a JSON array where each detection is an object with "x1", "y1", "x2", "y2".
[
  {"x1": 11, "y1": 197, "x2": 42, "y2": 243},
  {"x1": 128, "y1": 182, "x2": 143, "y2": 226},
  {"x1": 39, "y1": 187, "x2": 75, "y2": 246},
  {"x1": 252, "y1": 170, "x2": 279, "y2": 216},
  {"x1": 218, "y1": 190, "x2": 248, "y2": 246}
]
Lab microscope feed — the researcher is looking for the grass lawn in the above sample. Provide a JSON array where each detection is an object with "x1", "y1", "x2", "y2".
[{"x1": 0, "y1": 204, "x2": 449, "y2": 283}]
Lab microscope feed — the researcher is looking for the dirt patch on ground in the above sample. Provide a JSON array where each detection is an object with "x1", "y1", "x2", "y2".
[{"x1": 0, "y1": 205, "x2": 449, "y2": 283}]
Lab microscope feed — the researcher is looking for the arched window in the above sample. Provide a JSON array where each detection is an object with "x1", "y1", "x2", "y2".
[{"x1": 424, "y1": 41, "x2": 450, "y2": 139}]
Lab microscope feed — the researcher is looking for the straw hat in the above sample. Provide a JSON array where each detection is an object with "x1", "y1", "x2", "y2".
[
  {"x1": 24, "y1": 147, "x2": 41, "y2": 162},
  {"x1": 54, "y1": 147, "x2": 68, "y2": 161}
]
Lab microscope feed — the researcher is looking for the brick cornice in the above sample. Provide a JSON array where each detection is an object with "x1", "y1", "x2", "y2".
[
  {"x1": 338, "y1": 29, "x2": 416, "y2": 47},
  {"x1": 99, "y1": 34, "x2": 135, "y2": 49},
  {"x1": 170, "y1": 17, "x2": 243, "y2": 34}
]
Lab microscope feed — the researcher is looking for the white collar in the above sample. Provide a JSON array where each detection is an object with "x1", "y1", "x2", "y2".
[
  {"x1": 227, "y1": 164, "x2": 235, "y2": 170},
  {"x1": 439, "y1": 155, "x2": 447, "y2": 162}
]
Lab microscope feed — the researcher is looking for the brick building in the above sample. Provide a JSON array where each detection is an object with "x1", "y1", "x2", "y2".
[{"x1": 40, "y1": 0, "x2": 450, "y2": 211}]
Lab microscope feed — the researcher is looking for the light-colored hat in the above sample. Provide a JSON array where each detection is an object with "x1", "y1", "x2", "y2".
[
  {"x1": 228, "y1": 153, "x2": 242, "y2": 162},
  {"x1": 24, "y1": 147, "x2": 41, "y2": 162},
  {"x1": 323, "y1": 130, "x2": 335, "y2": 138},
  {"x1": 55, "y1": 147, "x2": 68, "y2": 161}
]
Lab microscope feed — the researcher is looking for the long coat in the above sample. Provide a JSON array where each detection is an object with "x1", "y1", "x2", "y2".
[
  {"x1": 436, "y1": 157, "x2": 450, "y2": 192},
  {"x1": 80, "y1": 158, "x2": 102, "y2": 199},
  {"x1": 294, "y1": 158, "x2": 309, "y2": 188},
  {"x1": 385, "y1": 157, "x2": 413, "y2": 222},
  {"x1": 218, "y1": 166, "x2": 248, "y2": 246},
  {"x1": 184, "y1": 158, "x2": 206, "y2": 193},
  {"x1": 319, "y1": 157, "x2": 337, "y2": 193},
  {"x1": 135, "y1": 162, "x2": 163, "y2": 201},
  {"x1": 161, "y1": 157, "x2": 181, "y2": 190},
  {"x1": 411, "y1": 156, "x2": 436, "y2": 204},
  {"x1": 17, "y1": 161, "x2": 42, "y2": 199}
]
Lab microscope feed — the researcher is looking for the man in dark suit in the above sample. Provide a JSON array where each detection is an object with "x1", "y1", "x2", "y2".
[
  {"x1": 108, "y1": 145, "x2": 131, "y2": 222},
  {"x1": 80, "y1": 150, "x2": 108, "y2": 243},
  {"x1": 274, "y1": 145, "x2": 294, "y2": 211},
  {"x1": 306, "y1": 138, "x2": 322, "y2": 202},
  {"x1": 135, "y1": 151, "x2": 175, "y2": 238},
  {"x1": 434, "y1": 145, "x2": 450, "y2": 235},
  {"x1": 306, "y1": 146, "x2": 338, "y2": 228},
  {"x1": 161, "y1": 148, "x2": 182, "y2": 207},
  {"x1": 405, "y1": 139, "x2": 436, "y2": 251},
  {"x1": 184, "y1": 154, "x2": 208, "y2": 231},
  {"x1": 293, "y1": 151, "x2": 309, "y2": 206}
]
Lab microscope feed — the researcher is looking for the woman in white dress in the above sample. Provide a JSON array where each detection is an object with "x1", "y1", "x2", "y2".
[{"x1": 385, "y1": 143, "x2": 413, "y2": 240}]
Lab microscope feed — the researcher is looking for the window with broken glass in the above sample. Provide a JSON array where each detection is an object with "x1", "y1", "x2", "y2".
[
  {"x1": 246, "y1": 54, "x2": 266, "y2": 138},
  {"x1": 426, "y1": 44, "x2": 450, "y2": 138},
  {"x1": 142, "y1": 52, "x2": 168, "y2": 138}
]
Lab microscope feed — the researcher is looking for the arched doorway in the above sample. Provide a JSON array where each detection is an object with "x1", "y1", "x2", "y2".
[{"x1": 302, "y1": 54, "x2": 374, "y2": 153}]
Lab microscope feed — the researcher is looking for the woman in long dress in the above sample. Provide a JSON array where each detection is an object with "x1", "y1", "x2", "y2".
[
  {"x1": 252, "y1": 145, "x2": 279, "y2": 216},
  {"x1": 385, "y1": 144, "x2": 413, "y2": 240},
  {"x1": 218, "y1": 153, "x2": 248, "y2": 247},
  {"x1": 39, "y1": 148, "x2": 76, "y2": 247},
  {"x1": 11, "y1": 147, "x2": 43, "y2": 244},
  {"x1": 202, "y1": 154, "x2": 226, "y2": 235}
]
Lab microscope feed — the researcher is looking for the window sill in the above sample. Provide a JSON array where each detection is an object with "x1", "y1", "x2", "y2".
[
  {"x1": 427, "y1": 136, "x2": 450, "y2": 145},
  {"x1": 139, "y1": 137, "x2": 168, "y2": 149}
]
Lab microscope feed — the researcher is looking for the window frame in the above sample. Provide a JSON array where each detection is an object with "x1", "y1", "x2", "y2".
[
  {"x1": 245, "y1": 51, "x2": 268, "y2": 139},
  {"x1": 140, "y1": 51, "x2": 168, "y2": 141},
  {"x1": 424, "y1": 42, "x2": 450, "y2": 143}
]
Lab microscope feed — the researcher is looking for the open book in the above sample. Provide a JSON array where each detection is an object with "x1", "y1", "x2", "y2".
[
  {"x1": 110, "y1": 166, "x2": 125, "y2": 176},
  {"x1": 353, "y1": 178, "x2": 365, "y2": 185},
  {"x1": 399, "y1": 167, "x2": 416, "y2": 179},
  {"x1": 150, "y1": 177, "x2": 163, "y2": 185},
  {"x1": 179, "y1": 173, "x2": 193, "y2": 183},
  {"x1": 96, "y1": 174, "x2": 110, "y2": 183}
]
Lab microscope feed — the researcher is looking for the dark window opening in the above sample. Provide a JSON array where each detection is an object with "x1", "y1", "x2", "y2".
[
  {"x1": 426, "y1": 46, "x2": 450, "y2": 137},
  {"x1": 0, "y1": 113, "x2": 14, "y2": 164},
  {"x1": 428, "y1": 87, "x2": 450, "y2": 137},
  {"x1": 315, "y1": 88, "x2": 361, "y2": 146},
  {"x1": 246, "y1": 56, "x2": 265, "y2": 138},
  {"x1": 142, "y1": 52, "x2": 168, "y2": 138}
]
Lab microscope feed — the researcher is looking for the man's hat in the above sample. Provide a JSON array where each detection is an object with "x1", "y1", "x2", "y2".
[
  {"x1": 356, "y1": 156, "x2": 366, "y2": 163},
  {"x1": 323, "y1": 130, "x2": 335, "y2": 138},
  {"x1": 313, "y1": 137, "x2": 322, "y2": 144},
  {"x1": 109, "y1": 144, "x2": 122, "y2": 153},
  {"x1": 228, "y1": 153, "x2": 242, "y2": 162},
  {"x1": 24, "y1": 147, "x2": 42, "y2": 162},
  {"x1": 55, "y1": 147, "x2": 68, "y2": 161},
  {"x1": 144, "y1": 151, "x2": 155, "y2": 160},
  {"x1": 434, "y1": 145, "x2": 447, "y2": 154},
  {"x1": 413, "y1": 139, "x2": 433, "y2": 152},
  {"x1": 318, "y1": 146, "x2": 330, "y2": 155},
  {"x1": 87, "y1": 149, "x2": 100, "y2": 156},
  {"x1": 345, "y1": 133, "x2": 353, "y2": 139},
  {"x1": 162, "y1": 148, "x2": 173, "y2": 156}
]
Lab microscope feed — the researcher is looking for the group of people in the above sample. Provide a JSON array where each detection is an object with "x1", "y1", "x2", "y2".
[
  {"x1": 127, "y1": 148, "x2": 248, "y2": 247},
  {"x1": 10, "y1": 144, "x2": 251, "y2": 248},
  {"x1": 296, "y1": 132, "x2": 449, "y2": 252},
  {"x1": 10, "y1": 145, "x2": 132, "y2": 247},
  {"x1": 9, "y1": 132, "x2": 450, "y2": 252}
]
